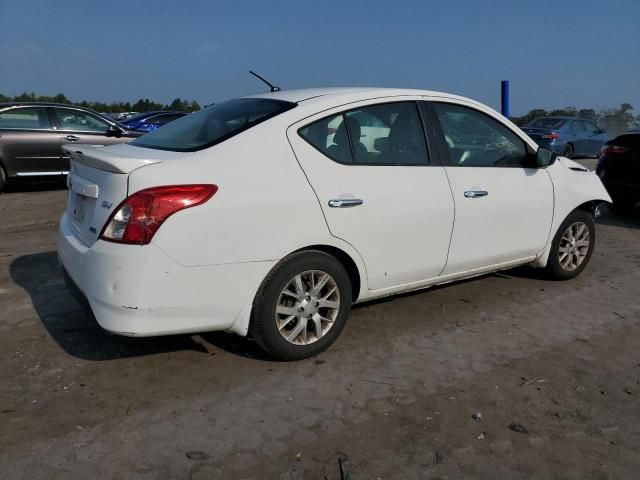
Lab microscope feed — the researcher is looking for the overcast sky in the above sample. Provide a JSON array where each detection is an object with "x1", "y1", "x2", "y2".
[{"x1": 1, "y1": 0, "x2": 638, "y2": 115}]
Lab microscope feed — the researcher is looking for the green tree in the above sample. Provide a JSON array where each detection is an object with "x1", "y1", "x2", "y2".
[
  {"x1": 513, "y1": 108, "x2": 548, "y2": 126},
  {"x1": 577, "y1": 108, "x2": 598, "y2": 123},
  {"x1": 599, "y1": 103, "x2": 634, "y2": 135}
]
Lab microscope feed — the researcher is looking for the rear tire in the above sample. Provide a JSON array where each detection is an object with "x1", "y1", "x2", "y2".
[
  {"x1": 251, "y1": 250, "x2": 352, "y2": 360},
  {"x1": 0, "y1": 164, "x2": 6, "y2": 193},
  {"x1": 546, "y1": 210, "x2": 595, "y2": 280},
  {"x1": 563, "y1": 144, "x2": 574, "y2": 159}
]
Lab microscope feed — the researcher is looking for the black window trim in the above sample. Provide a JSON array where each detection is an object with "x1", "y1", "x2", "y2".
[
  {"x1": 0, "y1": 106, "x2": 53, "y2": 132},
  {"x1": 133, "y1": 99, "x2": 297, "y2": 152},
  {"x1": 297, "y1": 100, "x2": 436, "y2": 167},
  {"x1": 427, "y1": 100, "x2": 538, "y2": 169}
]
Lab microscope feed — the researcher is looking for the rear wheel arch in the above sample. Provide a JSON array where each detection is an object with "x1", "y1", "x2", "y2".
[{"x1": 293, "y1": 245, "x2": 362, "y2": 302}]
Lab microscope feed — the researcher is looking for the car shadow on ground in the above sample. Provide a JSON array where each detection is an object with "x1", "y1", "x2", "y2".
[{"x1": 9, "y1": 251, "x2": 215, "y2": 361}]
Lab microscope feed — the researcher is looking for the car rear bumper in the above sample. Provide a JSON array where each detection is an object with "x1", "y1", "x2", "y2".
[{"x1": 57, "y1": 212, "x2": 275, "y2": 337}]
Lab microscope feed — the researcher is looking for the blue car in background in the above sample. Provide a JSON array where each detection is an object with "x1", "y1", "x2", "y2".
[
  {"x1": 121, "y1": 111, "x2": 187, "y2": 133},
  {"x1": 521, "y1": 116, "x2": 609, "y2": 159}
]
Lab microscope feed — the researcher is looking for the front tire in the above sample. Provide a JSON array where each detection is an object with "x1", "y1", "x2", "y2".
[
  {"x1": 251, "y1": 250, "x2": 352, "y2": 360},
  {"x1": 546, "y1": 210, "x2": 595, "y2": 280}
]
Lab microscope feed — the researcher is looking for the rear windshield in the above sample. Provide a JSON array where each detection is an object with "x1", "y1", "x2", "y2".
[
  {"x1": 132, "y1": 98, "x2": 296, "y2": 152},
  {"x1": 527, "y1": 118, "x2": 568, "y2": 129}
]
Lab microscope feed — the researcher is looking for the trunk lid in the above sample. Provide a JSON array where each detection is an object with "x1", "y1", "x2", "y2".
[{"x1": 62, "y1": 143, "x2": 189, "y2": 246}]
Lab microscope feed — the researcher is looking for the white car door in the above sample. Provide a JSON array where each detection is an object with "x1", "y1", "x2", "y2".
[
  {"x1": 288, "y1": 99, "x2": 455, "y2": 290},
  {"x1": 427, "y1": 100, "x2": 554, "y2": 274}
]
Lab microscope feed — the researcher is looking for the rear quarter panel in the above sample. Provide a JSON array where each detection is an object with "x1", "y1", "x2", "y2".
[{"x1": 127, "y1": 118, "x2": 365, "y2": 273}]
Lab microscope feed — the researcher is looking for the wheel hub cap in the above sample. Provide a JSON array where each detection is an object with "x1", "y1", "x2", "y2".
[
  {"x1": 275, "y1": 270, "x2": 341, "y2": 346},
  {"x1": 558, "y1": 222, "x2": 590, "y2": 272}
]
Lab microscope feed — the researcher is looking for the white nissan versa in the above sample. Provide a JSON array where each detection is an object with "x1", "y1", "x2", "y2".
[{"x1": 58, "y1": 88, "x2": 611, "y2": 360}]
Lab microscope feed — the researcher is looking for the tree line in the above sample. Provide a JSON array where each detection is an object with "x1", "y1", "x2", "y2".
[
  {"x1": 2, "y1": 92, "x2": 638, "y2": 135},
  {"x1": 0, "y1": 92, "x2": 201, "y2": 113},
  {"x1": 512, "y1": 103, "x2": 638, "y2": 135}
]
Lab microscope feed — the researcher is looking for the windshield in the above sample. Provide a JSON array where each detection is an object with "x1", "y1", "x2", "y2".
[
  {"x1": 131, "y1": 98, "x2": 296, "y2": 152},
  {"x1": 527, "y1": 118, "x2": 568, "y2": 129}
]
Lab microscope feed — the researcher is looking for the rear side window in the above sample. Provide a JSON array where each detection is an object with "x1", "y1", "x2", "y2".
[
  {"x1": 299, "y1": 114, "x2": 351, "y2": 163},
  {"x1": 434, "y1": 102, "x2": 528, "y2": 167},
  {"x1": 299, "y1": 101, "x2": 429, "y2": 165},
  {"x1": 132, "y1": 99, "x2": 296, "y2": 152},
  {"x1": 0, "y1": 108, "x2": 50, "y2": 129}
]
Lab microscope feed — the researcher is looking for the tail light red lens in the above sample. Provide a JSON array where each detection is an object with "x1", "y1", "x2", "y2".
[
  {"x1": 542, "y1": 132, "x2": 559, "y2": 140},
  {"x1": 600, "y1": 145, "x2": 629, "y2": 155},
  {"x1": 100, "y1": 185, "x2": 218, "y2": 245}
]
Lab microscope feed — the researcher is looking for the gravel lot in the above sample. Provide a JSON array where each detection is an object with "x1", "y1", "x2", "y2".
[{"x1": 1, "y1": 163, "x2": 640, "y2": 479}]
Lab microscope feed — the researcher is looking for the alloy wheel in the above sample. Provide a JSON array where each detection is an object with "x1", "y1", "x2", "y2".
[
  {"x1": 275, "y1": 270, "x2": 340, "y2": 345},
  {"x1": 558, "y1": 222, "x2": 590, "y2": 271}
]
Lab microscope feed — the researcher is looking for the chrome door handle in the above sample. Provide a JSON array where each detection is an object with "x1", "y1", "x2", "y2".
[
  {"x1": 66, "y1": 135, "x2": 80, "y2": 142},
  {"x1": 328, "y1": 198, "x2": 363, "y2": 208},
  {"x1": 464, "y1": 190, "x2": 488, "y2": 198}
]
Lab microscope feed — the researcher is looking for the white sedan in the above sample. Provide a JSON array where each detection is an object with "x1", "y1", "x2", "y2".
[{"x1": 58, "y1": 87, "x2": 611, "y2": 360}]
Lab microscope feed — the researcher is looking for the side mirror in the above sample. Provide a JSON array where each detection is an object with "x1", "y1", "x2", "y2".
[
  {"x1": 106, "y1": 125, "x2": 122, "y2": 138},
  {"x1": 536, "y1": 147, "x2": 557, "y2": 167}
]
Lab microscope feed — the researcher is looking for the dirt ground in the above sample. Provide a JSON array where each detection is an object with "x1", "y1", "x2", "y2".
[{"x1": 1, "y1": 165, "x2": 640, "y2": 479}]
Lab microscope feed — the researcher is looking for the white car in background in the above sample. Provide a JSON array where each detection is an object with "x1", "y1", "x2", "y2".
[{"x1": 58, "y1": 87, "x2": 611, "y2": 360}]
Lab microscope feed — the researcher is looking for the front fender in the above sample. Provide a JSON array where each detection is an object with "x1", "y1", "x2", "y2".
[{"x1": 531, "y1": 157, "x2": 611, "y2": 268}]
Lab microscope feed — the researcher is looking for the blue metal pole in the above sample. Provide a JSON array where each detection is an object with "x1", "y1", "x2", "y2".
[{"x1": 501, "y1": 80, "x2": 510, "y2": 118}]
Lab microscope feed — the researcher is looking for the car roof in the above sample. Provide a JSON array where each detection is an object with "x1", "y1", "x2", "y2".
[
  {"x1": 243, "y1": 87, "x2": 476, "y2": 105},
  {"x1": 0, "y1": 102, "x2": 105, "y2": 116}
]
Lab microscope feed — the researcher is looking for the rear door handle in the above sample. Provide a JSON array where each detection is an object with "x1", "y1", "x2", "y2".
[
  {"x1": 464, "y1": 190, "x2": 488, "y2": 198},
  {"x1": 328, "y1": 198, "x2": 363, "y2": 208},
  {"x1": 66, "y1": 135, "x2": 80, "y2": 142}
]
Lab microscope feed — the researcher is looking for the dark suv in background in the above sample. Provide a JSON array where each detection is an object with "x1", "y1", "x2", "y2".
[{"x1": 0, "y1": 103, "x2": 142, "y2": 191}]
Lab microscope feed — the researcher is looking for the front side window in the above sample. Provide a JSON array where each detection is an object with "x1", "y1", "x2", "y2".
[
  {"x1": 132, "y1": 98, "x2": 296, "y2": 152},
  {"x1": 0, "y1": 107, "x2": 50, "y2": 129},
  {"x1": 299, "y1": 102, "x2": 429, "y2": 165},
  {"x1": 584, "y1": 121, "x2": 600, "y2": 134},
  {"x1": 433, "y1": 103, "x2": 528, "y2": 167},
  {"x1": 54, "y1": 109, "x2": 110, "y2": 132}
]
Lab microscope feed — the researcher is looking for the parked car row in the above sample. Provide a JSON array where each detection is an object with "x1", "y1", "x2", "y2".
[
  {"x1": 57, "y1": 87, "x2": 611, "y2": 360},
  {"x1": 0, "y1": 103, "x2": 186, "y2": 191},
  {"x1": 521, "y1": 116, "x2": 609, "y2": 159},
  {"x1": 597, "y1": 132, "x2": 640, "y2": 211}
]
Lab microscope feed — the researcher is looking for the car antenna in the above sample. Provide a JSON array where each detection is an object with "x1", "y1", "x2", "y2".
[{"x1": 249, "y1": 70, "x2": 281, "y2": 92}]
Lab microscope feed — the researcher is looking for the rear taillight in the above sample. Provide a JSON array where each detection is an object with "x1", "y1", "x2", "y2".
[
  {"x1": 541, "y1": 132, "x2": 559, "y2": 140},
  {"x1": 600, "y1": 144, "x2": 629, "y2": 155},
  {"x1": 100, "y1": 185, "x2": 218, "y2": 245}
]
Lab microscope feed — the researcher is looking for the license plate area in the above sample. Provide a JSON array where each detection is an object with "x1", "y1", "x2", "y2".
[{"x1": 73, "y1": 194, "x2": 88, "y2": 223}]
